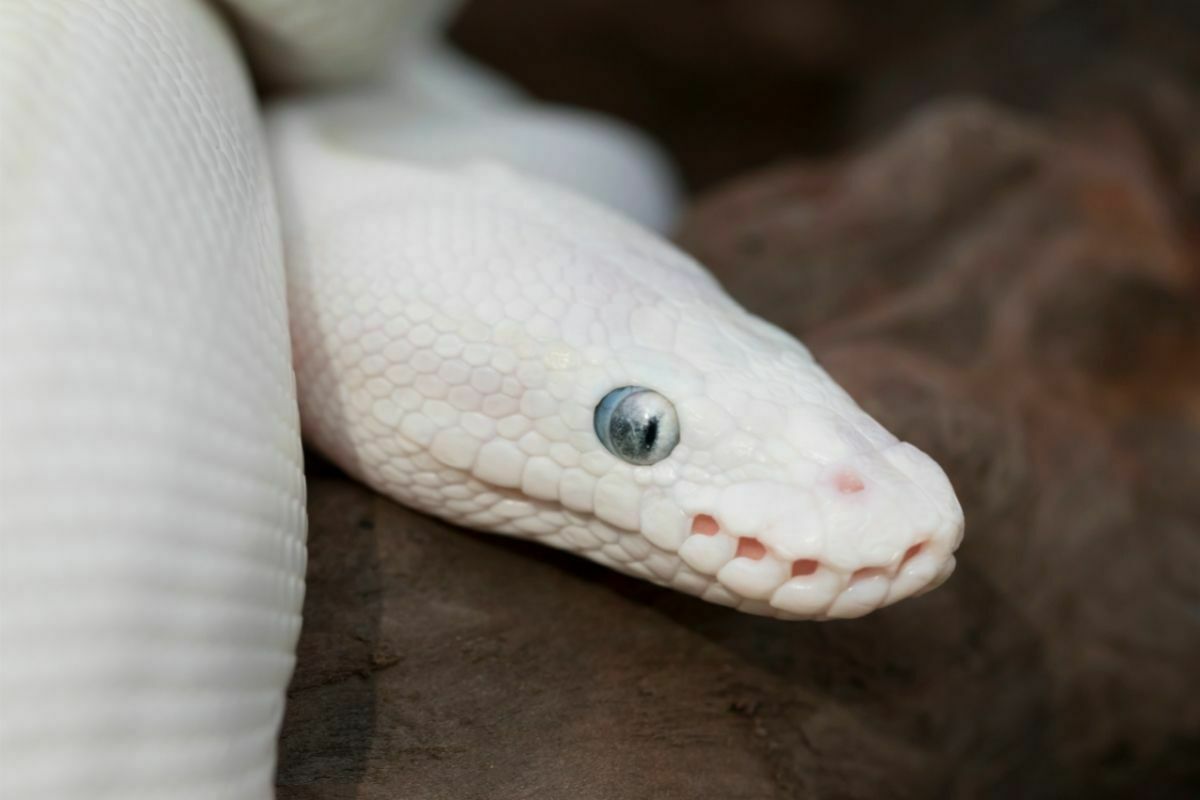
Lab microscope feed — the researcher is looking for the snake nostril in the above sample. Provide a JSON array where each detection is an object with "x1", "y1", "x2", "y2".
[
  {"x1": 736, "y1": 537, "x2": 766, "y2": 560},
  {"x1": 791, "y1": 558, "x2": 819, "y2": 577},
  {"x1": 834, "y1": 470, "x2": 865, "y2": 494},
  {"x1": 691, "y1": 514, "x2": 720, "y2": 536}
]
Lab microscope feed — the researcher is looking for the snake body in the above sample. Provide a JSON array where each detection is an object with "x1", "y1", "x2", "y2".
[{"x1": 0, "y1": 1, "x2": 964, "y2": 797}]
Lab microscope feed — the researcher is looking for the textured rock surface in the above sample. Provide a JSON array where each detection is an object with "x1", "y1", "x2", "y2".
[
  {"x1": 278, "y1": 97, "x2": 1200, "y2": 798},
  {"x1": 279, "y1": 3, "x2": 1200, "y2": 797}
]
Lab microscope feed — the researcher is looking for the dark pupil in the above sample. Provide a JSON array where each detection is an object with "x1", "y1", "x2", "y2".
[
  {"x1": 612, "y1": 410, "x2": 657, "y2": 458},
  {"x1": 643, "y1": 418, "x2": 658, "y2": 450}
]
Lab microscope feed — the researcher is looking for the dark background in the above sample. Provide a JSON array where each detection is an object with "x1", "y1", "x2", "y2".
[
  {"x1": 453, "y1": 0, "x2": 1200, "y2": 192},
  {"x1": 278, "y1": 2, "x2": 1200, "y2": 797}
]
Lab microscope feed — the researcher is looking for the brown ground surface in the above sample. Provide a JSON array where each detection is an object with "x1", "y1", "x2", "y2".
[{"x1": 278, "y1": 3, "x2": 1200, "y2": 798}]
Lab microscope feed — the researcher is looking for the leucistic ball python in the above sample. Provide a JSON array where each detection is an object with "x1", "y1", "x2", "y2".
[{"x1": 0, "y1": 0, "x2": 964, "y2": 797}]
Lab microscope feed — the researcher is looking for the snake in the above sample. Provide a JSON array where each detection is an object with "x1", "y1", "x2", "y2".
[{"x1": 0, "y1": 0, "x2": 964, "y2": 797}]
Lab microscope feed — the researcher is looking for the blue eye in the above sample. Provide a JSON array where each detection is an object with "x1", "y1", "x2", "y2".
[{"x1": 594, "y1": 386, "x2": 680, "y2": 465}]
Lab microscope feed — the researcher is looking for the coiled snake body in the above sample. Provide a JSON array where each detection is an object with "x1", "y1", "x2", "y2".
[{"x1": 0, "y1": 1, "x2": 964, "y2": 796}]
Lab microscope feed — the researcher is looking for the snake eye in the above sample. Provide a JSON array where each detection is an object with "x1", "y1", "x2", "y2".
[{"x1": 594, "y1": 386, "x2": 680, "y2": 465}]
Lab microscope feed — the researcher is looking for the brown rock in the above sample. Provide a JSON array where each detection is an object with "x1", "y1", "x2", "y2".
[
  {"x1": 679, "y1": 99, "x2": 1200, "y2": 796},
  {"x1": 279, "y1": 98, "x2": 1200, "y2": 797}
]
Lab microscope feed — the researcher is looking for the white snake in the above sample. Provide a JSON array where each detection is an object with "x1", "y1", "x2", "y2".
[{"x1": 0, "y1": 1, "x2": 964, "y2": 796}]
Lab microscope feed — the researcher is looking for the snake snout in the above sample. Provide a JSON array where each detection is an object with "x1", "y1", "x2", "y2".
[{"x1": 673, "y1": 440, "x2": 963, "y2": 619}]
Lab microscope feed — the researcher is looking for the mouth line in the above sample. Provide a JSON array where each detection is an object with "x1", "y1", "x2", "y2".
[
  {"x1": 678, "y1": 513, "x2": 950, "y2": 618},
  {"x1": 467, "y1": 484, "x2": 955, "y2": 620}
]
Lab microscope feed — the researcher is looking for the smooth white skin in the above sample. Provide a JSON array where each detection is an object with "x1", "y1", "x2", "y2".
[
  {"x1": 2, "y1": 2, "x2": 305, "y2": 797},
  {"x1": 1, "y1": 0, "x2": 963, "y2": 797}
]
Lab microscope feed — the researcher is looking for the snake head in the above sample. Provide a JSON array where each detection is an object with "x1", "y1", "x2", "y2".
[{"x1": 285, "y1": 161, "x2": 963, "y2": 620}]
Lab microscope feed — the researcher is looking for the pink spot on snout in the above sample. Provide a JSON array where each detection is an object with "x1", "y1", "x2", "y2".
[
  {"x1": 791, "y1": 559, "x2": 819, "y2": 577},
  {"x1": 691, "y1": 514, "x2": 720, "y2": 536},
  {"x1": 834, "y1": 470, "x2": 865, "y2": 494},
  {"x1": 736, "y1": 537, "x2": 767, "y2": 560}
]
